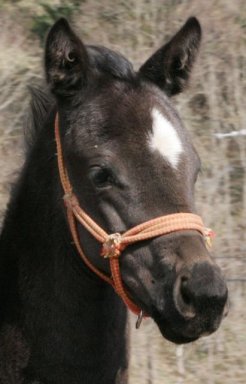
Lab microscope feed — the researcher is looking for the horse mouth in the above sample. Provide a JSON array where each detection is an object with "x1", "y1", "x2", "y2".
[
  {"x1": 123, "y1": 282, "x2": 197, "y2": 342},
  {"x1": 124, "y1": 283, "x2": 223, "y2": 344},
  {"x1": 152, "y1": 308, "x2": 224, "y2": 344}
]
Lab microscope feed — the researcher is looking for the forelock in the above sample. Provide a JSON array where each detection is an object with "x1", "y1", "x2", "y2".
[{"x1": 87, "y1": 45, "x2": 135, "y2": 81}]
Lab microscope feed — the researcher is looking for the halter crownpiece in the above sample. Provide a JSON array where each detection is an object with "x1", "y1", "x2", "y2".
[{"x1": 55, "y1": 114, "x2": 214, "y2": 322}]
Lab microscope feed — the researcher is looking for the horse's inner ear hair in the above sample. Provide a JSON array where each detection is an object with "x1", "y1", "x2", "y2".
[
  {"x1": 139, "y1": 17, "x2": 202, "y2": 96},
  {"x1": 45, "y1": 18, "x2": 89, "y2": 96},
  {"x1": 66, "y1": 51, "x2": 77, "y2": 63}
]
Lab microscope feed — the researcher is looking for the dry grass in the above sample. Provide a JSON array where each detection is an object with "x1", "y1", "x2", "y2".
[{"x1": 0, "y1": 1, "x2": 245, "y2": 383}]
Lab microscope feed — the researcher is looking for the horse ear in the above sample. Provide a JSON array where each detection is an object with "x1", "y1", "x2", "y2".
[
  {"x1": 45, "y1": 18, "x2": 89, "y2": 96},
  {"x1": 139, "y1": 17, "x2": 201, "y2": 96}
]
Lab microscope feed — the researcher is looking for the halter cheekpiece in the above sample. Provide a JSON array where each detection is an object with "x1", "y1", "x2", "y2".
[{"x1": 54, "y1": 114, "x2": 213, "y2": 326}]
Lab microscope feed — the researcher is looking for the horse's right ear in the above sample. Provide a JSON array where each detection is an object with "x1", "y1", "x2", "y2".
[{"x1": 45, "y1": 18, "x2": 88, "y2": 96}]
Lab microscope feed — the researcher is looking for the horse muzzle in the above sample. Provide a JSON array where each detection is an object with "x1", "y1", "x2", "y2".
[{"x1": 153, "y1": 261, "x2": 228, "y2": 344}]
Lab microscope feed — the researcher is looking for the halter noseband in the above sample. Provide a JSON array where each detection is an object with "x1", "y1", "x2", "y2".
[{"x1": 55, "y1": 114, "x2": 212, "y2": 324}]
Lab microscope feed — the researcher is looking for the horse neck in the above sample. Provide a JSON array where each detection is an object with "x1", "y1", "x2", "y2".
[{"x1": 0, "y1": 114, "x2": 128, "y2": 382}]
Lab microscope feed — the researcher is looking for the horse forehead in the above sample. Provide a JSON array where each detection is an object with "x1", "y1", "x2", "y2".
[{"x1": 148, "y1": 107, "x2": 184, "y2": 169}]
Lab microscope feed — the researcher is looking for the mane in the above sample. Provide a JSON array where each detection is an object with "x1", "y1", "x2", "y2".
[{"x1": 25, "y1": 86, "x2": 55, "y2": 149}]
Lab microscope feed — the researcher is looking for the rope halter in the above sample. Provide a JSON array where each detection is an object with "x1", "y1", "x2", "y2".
[{"x1": 55, "y1": 114, "x2": 213, "y2": 325}]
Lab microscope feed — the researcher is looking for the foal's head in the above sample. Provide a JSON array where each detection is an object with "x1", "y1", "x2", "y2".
[{"x1": 45, "y1": 18, "x2": 228, "y2": 343}]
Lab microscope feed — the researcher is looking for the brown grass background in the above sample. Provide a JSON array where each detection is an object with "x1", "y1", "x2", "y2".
[{"x1": 0, "y1": 1, "x2": 245, "y2": 383}]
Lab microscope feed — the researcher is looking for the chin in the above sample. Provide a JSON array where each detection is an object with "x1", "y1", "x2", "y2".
[
  {"x1": 154, "y1": 314, "x2": 222, "y2": 345},
  {"x1": 157, "y1": 322, "x2": 199, "y2": 344}
]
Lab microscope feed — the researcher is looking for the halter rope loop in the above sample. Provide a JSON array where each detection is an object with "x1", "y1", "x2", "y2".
[{"x1": 54, "y1": 114, "x2": 210, "y2": 318}]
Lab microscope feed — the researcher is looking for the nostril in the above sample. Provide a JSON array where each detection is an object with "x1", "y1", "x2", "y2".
[
  {"x1": 180, "y1": 276, "x2": 192, "y2": 306},
  {"x1": 174, "y1": 263, "x2": 228, "y2": 323},
  {"x1": 174, "y1": 274, "x2": 196, "y2": 319}
]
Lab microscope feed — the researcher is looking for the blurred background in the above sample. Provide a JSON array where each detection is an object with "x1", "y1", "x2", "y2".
[{"x1": 0, "y1": 1, "x2": 245, "y2": 383}]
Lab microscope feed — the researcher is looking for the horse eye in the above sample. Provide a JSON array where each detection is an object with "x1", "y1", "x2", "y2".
[{"x1": 89, "y1": 166, "x2": 114, "y2": 189}]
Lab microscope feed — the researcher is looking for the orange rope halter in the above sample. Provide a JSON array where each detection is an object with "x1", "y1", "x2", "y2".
[{"x1": 54, "y1": 114, "x2": 210, "y2": 321}]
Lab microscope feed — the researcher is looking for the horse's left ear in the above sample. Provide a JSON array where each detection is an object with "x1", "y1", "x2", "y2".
[
  {"x1": 45, "y1": 18, "x2": 89, "y2": 96},
  {"x1": 139, "y1": 17, "x2": 201, "y2": 96}
]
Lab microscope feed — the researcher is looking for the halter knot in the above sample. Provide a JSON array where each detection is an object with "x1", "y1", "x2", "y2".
[
  {"x1": 63, "y1": 192, "x2": 78, "y2": 209},
  {"x1": 204, "y1": 228, "x2": 216, "y2": 248},
  {"x1": 101, "y1": 233, "x2": 123, "y2": 258}
]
